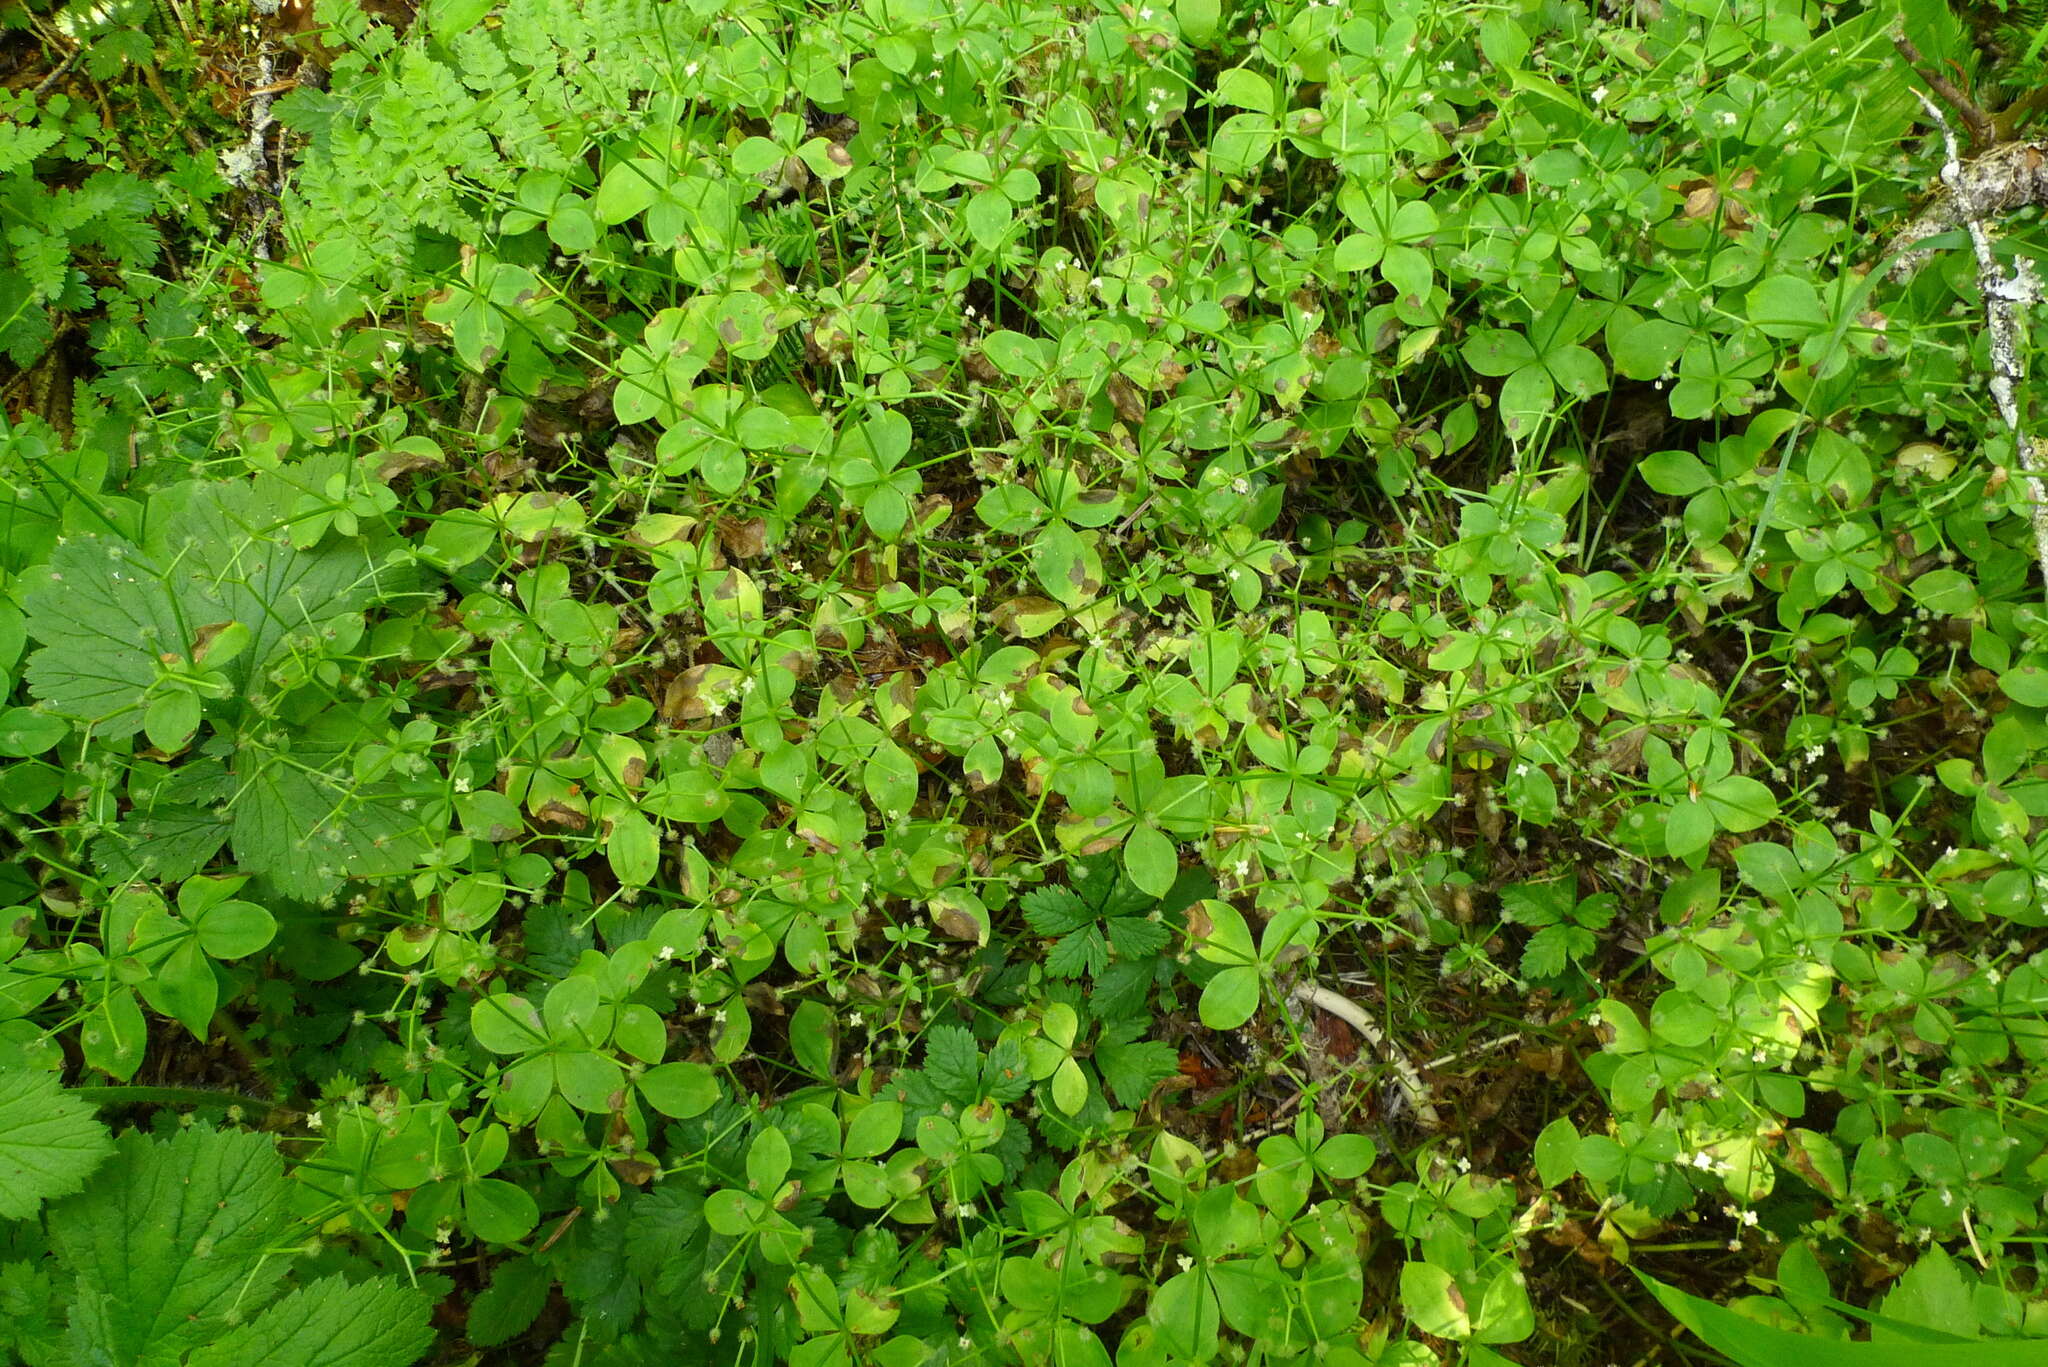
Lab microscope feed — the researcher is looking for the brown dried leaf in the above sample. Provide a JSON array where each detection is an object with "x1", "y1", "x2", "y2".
[
  {"x1": 717, "y1": 516, "x2": 768, "y2": 559},
  {"x1": 535, "y1": 800, "x2": 589, "y2": 831},
  {"x1": 1106, "y1": 374, "x2": 1149, "y2": 426}
]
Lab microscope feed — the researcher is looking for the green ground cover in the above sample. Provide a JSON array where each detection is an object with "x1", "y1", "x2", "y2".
[{"x1": 6, "y1": 0, "x2": 2048, "y2": 1362}]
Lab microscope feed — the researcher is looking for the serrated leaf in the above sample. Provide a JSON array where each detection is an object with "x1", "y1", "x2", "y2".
[
  {"x1": 50, "y1": 1127, "x2": 294, "y2": 1362},
  {"x1": 465, "y1": 1257, "x2": 550, "y2": 1349},
  {"x1": 24, "y1": 465, "x2": 413, "y2": 739},
  {"x1": 1106, "y1": 916, "x2": 1170, "y2": 959},
  {"x1": 1096, "y1": 1037, "x2": 1179, "y2": 1108},
  {"x1": 1045, "y1": 925, "x2": 1107, "y2": 978},
  {"x1": 1092, "y1": 959, "x2": 1156, "y2": 1022},
  {"x1": 982, "y1": 1035, "x2": 1032, "y2": 1103},
  {"x1": 186, "y1": 1274, "x2": 433, "y2": 1367},
  {"x1": 923, "y1": 1024, "x2": 983, "y2": 1103},
  {"x1": 1520, "y1": 924, "x2": 1573, "y2": 979},
  {"x1": 625, "y1": 1186, "x2": 707, "y2": 1299},
  {"x1": 93, "y1": 803, "x2": 230, "y2": 885},
  {"x1": 0, "y1": 1069, "x2": 115, "y2": 1219},
  {"x1": 0, "y1": 122, "x2": 61, "y2": 175},
  {"x1": 229, "y1": 727, "x2": 433, "y2": 901},
  {"x1": 1021, "y1": 885, "x2": 1095, "y2": 935}
]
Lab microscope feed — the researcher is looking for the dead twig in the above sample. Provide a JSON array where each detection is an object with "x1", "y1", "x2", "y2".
[{"x1": 1892, "y1": 32, "x2": 1995, "y2": 151}]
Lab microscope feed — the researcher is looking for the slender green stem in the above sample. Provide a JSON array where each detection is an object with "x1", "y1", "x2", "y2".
[{"x1": 67, "y1": 1084, "x2": 282, "y2": 1111}]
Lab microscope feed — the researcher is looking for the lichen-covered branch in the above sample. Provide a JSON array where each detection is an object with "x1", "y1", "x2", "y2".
[
  {"x1": 1886, "y1": 137, "x2": 2048, "y2": 281},
  {"x1": 1908, "y1": 90, "x2": 2048, "y2": 594}
]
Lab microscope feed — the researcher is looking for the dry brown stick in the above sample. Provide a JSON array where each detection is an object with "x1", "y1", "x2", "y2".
[{"x1": 1893, "y1": 31, "x2": 1996, "y2": 151}]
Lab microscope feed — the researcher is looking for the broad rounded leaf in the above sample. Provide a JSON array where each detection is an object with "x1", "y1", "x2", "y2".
[
  {"x1": 1199, "y1": 966, "x2": 1261, "y2": 1030},
  {"x1": 1122, "y1": 824, "x2": 1178, "y2": 898},
  {"x1": 192, "y1": 900, "x2": 276, "y2": 960},
  {"x1": 470, "y1": 994, "x2": 545, "y2": 1054},
  {"x1": 464, "y1": 1178, "x2": 539, "y2": 1243},
  {"x1": 638, "y1": 1061, "x2": 721, "y2": 1119}
]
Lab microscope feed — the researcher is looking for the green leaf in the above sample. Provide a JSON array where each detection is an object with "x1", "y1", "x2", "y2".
[
  {"x1": 0, "y1": 706, "x2": 66, "y2": 756},
  {"x1": 1122, "y1": 825, "x2": 1178, "y2": 898},
  {"x1": 464, "y1": 1257, "x2": 549, "y2": 1349},
  {"x1": 0, "y1": 1069, "x2": 114, "y2": 1219},
  {"x1": 1463, "y1": 329, "x2": 1537, "y2": 377},
  {"x1": 1663, "y1": 798, "x2": 1715, "y2": 861},
  {"x1": 1021, "y1": 885, "x2": 1095, "y2": 935},
  {"x1": 789, "y1": 1000, "x2": 836, "y2": 1079},
  {"x1": 230, "y1": 726, "x2": 433, "y2": 901},
  {"x1": 80, "y1": 986, "x2": 147, "y2": 1081},
  {"x1": 1610, "y1": 318, "x2": 1689, "y2": 379},
  {"x1": 924, "y1": 1024, "x2": 985, "y2": 1103},
  {"x1": 1877, "y1": 1248, "x2": 1975, "y2": 1341},
  {"x1": 594, "y1": 156, "x2": 669, "y2": 225},
  {"x1": 471, "y1": 993, "x2": 546, "y2": 1054},
  {"x1": 1480, "y1": 11, "x2": 1531, "y2": 69},
  {"x1": 1703, "y1": 776, "x2": 1777, "y2": 833},
  {"x1": 141, "y1": 938, "x2": 218, "y2": 1039},
  {"x1": 1475, "y1": 1265, "x2": 1535, "y2": 1343},
  {"x1": 1533, "y1": 1117, "x2": 1579, "y2": 1188},
  {"x1": 1097, "y1": 1037, "x2": 1179, "y2": 1108},
  {"x1": 748, "y1": 1126, "x2": 791, "y2": 1190},
  {"x1": 844, "y1": 1100, "x2": 901, "y2": 1159},
  {"x1": 1192, "y1": 900, "x2": 1256, "y2": 964},
  {"x1": 625, "y1": 1186, "x2": 706, "y2": 1298},
  {"x1": 1400, "y1": 1261, "x2": 1470, "y2": 1340},
  {"x1": 638, "y1": 1062, "x2": 720, "y2": 1118},
  {"x1": 1176, "y1": 0, "x2": 1220, "y2": 44},
  {"x1": 464, "y1": 1179, "x2": 540, "y2": 1243},
  {"x1": 140, "y1": 688, "x2": 197, "y2": 754},
  {"x1": 1519, "y1": 923, "x2": 1575, "y2": 979},
  {"x1": 1635, "y1": 1269, "x2": 2043, "y2": 1365},
  {"x1": 1999, "y1": 661, "x2": 2048, "y2": 707},
  {"x1": 1049, "y1": 1057, "x2": 1088, "y2": 1114},
  {"x1": 1046, "y1": 925, "x2": 1107, "y2": 978},
  {"x1": 983, "y1": 330, "x2": 1050, "y2": 378},
  {"x1": 1214, "y1": 67, "x2": 1275, "y2": 114},
  {"x1": 24, "y1": 466, "x2": 413, "y2": 739},
  {"x1": 51, "y1": 1127, "x2": 294, "y2": 1363},
  {"x1": 1746, "y1": 274, "x2": 1827, "y2": 340},
  {"x1": 704, "y1": 1188, "x2": 759, "y2": 1237},
  {"x1": 187, "y1": 1274, "x2": 433, "y2": 1367},
  {"x1": 863, "y1": 744, "x2": 919, "y2": 817},
  {"x1": 1199, "y1": 965, "x2": 1260, "y2": 1029},
  {"x1": 193, "y1": 900, "x2": 277, "y2": 960},
  {"x1": 977, "y1": 483, "x2": 1048, "y2": 534},
  {"x1": 964, "y1": 188, "x2": 1013, "y2": 250},
  {"x1": 420, "y1": 508, "x2": 497, "y2": 569},
  {"x1": 608, "y1": 807, "x2": 660, "y2": 887},
  {"x1": 1148, "y1": 1270, "x2": 1221, "y2": 1360}
]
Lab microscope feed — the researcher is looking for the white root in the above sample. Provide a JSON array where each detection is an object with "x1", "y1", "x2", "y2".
[{"x1": 1291, "y1": 982, "x2": 1443, "y2": 1132}]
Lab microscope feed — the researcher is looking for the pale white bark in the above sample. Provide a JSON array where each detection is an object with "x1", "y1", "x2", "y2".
[{"x1": 1906, "y1": 93, "x2": 2048, "y2": 594}]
